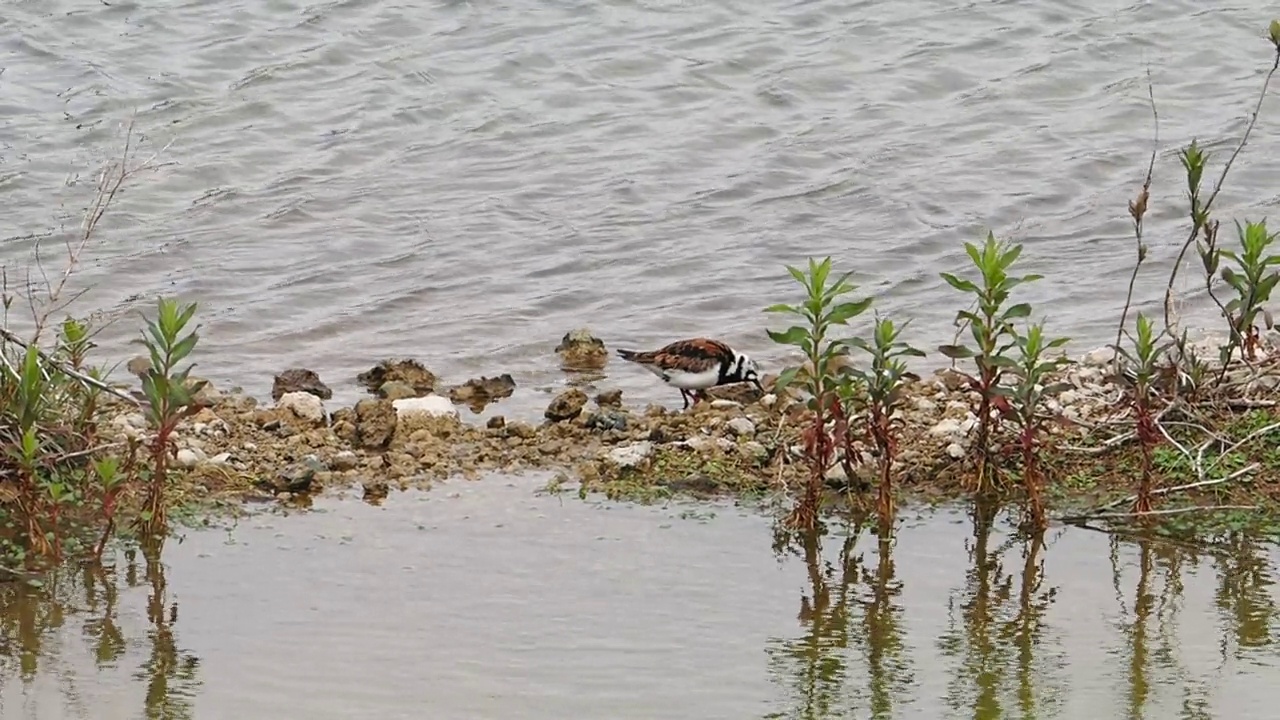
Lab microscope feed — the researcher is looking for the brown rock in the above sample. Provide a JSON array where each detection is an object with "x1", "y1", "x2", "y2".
[
  {"x1": 507, "y1": 422, "x2": 537, "y2": 439},
  {"x1": 357, "y1": 359, "x2": 437, "y2": 396},
  {"x1": 272, "y1": 368, "x2": 333, "y2": 402},
  {"x1": 378, "y1": 381, "x2": 419, "y2": 401},
  {"x1": 448, "y1": 374, "x2": 517, "y2": 412},
  {"x1": 545, "y1": 388, "x2": 588, "y2": 422},
  {"x1": 595, "y1": 388, "x2": 623, "y2": 408},
  {"x1": 353, "y1": 398, "x2": 397, "y2": 449},
  {"x1": 706, "y1": 382, "x2": 764, "y2": 405},
  {"x1": 555, "y1": 329, "x2": 608, "y2": 370},
  {"x1": 487, "y1": 415, "x2": 506, "y2": 430}
]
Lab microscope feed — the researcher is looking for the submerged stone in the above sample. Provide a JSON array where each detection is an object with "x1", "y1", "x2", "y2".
[
  {"x1": 555, "y1": 328, "x2": 608, "y2": 370},
  {"x1": 358, "y1": 359, "x2": 437, "y2": 396},
  {"x1": 448, "y1": 374, "x2": 516, "y2": 412}
]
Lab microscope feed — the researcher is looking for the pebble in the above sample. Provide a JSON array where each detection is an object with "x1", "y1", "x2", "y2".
[
  {"x1": 946, "y1": 443, "x2": 966, "y2": 460},
  {"x1": 725, "y1": 417, "x2": 756, "y2": 437}
]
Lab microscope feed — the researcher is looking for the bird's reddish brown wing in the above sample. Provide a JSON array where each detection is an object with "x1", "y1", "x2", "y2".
[{"x1": 647, "y1": 338, "x2": 733, "y2": 374}]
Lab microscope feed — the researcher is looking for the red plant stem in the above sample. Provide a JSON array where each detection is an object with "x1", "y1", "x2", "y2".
[
  {"x1": 872, "y1": 407, "x2": 895, "y2": 535},
  {"x1": 1020, "y1": 425, "x2": 1046, "y2": 531},
  {"x1": 145, "y1": 425, "x2": 174, "y2": 535},
  {"x1": 96, "y1": 489, "x2": 119, "y2": 561},
  {"x1": 974, "y1": 365, "x2": 998, "y2": 495},
  {"x1": 1134, "y1": 402, "x2": 1158, "y2": 514}
]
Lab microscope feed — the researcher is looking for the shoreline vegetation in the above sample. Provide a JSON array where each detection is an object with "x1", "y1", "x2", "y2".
[{"x1": 3, "y1": 21, "x2": 1280, "y2": 572}]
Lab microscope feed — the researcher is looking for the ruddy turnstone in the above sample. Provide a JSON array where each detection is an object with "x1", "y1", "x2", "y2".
[{"x1": 615, "y1": 337, "x2": 763, "y2": 409}]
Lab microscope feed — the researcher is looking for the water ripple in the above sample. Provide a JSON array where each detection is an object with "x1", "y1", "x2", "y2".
[{"x1": 2, "y1": 0, "x2": 1278, "y2": 412}]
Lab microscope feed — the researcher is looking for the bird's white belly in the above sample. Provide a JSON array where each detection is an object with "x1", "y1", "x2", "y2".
[{"x1": 660, "y1": 366, "x2": 721, "y2": 390}]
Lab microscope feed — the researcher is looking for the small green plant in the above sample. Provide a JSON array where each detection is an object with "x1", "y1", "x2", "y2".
[
  {"x1": 1216, "y1": 220, "x2": 1280, "y2": 365},
  {"x1": 841, "y1": 315, "x2": 924, "y2": 536},
  {"x1": 134, "y1": 298, "x2": 206, "y2": 538},
  {"x1": 1111, "y1": 313, "x2": 1172, "y2": 514},
  {"x1": 999, "y1": 322, "x2": 1071, "y2": 532},
  {"x1": 938, "y1": 232, "x2": 1043, "y2": 494},
  {"x1": 766, "y1": 257, "x2": 873, "y2": 531}
]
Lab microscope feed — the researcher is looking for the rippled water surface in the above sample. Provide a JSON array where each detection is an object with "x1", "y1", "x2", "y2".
[
  {"x1": 2, "y1": 480, "x2": 1279, "y2": 719},
  {"x1": 3, "y1": 0, "x2": 1280, "y2": 414}
]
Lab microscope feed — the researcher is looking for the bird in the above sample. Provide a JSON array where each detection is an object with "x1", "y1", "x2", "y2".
[{"x1": 615, "y1": 337, "x2": 763, "y2": 409}]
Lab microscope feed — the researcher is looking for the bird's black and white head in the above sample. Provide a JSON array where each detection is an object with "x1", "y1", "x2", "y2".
[{"x1": 730, "y1": 352, "x2": 764, "y2": 392}]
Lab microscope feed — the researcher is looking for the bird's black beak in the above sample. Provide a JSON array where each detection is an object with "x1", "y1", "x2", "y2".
[{"x1": 750, "y1": 377, "x2": 764, "y2": 393}]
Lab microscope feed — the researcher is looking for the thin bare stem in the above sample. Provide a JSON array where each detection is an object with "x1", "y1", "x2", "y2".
[
  {"x1": 1164, "y1": 43, "x2": 1280, "y2": 334},
  {"x1": 1114, "y1": 68, "x2": 1159, "y2": 374}
]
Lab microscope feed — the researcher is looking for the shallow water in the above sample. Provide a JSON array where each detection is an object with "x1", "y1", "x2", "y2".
[
  {"x1": 2, "y1": 478, "x2": 1278, "y2": 719},
  {"x1": 3, "y1": 1, "x2": 1280, "y2": 417}
]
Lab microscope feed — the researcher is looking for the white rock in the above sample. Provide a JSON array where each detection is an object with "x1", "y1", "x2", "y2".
[
  {"x1": 1057, "y1": 390, "x2": 1081, "y2": 407},
  {"x1": 681, "y1": 436, "x2": 735, "y2": 453},
  {"x1": 913, "y1": 397, "x2": 938, "y2": 414},
  {"x1": 946, "y1": 443, "x2": 966, "y2": 459},
  {"x1": 277, "y1": 391, "x2": 327, "y2": 425},
  {"x1": 331, "y1": 450, "x2": 360, "y2": 471},
  {"x1": 759, "y1": 393, "x2": 778, "y2": 408},
  {"x1": 176, "y1": 448, "x2": 206, "y2": 468},
  {"x1": 607, "y1": 441, "x2": 653, "y2": 469},
  {"x1": 193, "y1": 418, "x2": 230, "y2": 437},
  {"x1": 725, "y1": 417, "x2": 756, "y2": 437},
  {"x1": 929, "y1": 419, "x2": 963, "y2": 437},
  {"x1": 208, "y1": 452, "x2": 232, "y2": 466},
  {"x1": 393, "y1": 394, "x2": 458, "y2": 419},
  {"x1": 1082, "y1": 347, "x2": 1112, "y2": 366},
  {"x1": 710, "y1": 399, "x2": 742, "y2": 409}
]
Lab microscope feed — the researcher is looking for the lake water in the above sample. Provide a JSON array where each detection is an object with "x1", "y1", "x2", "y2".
[
  {"x1": 3, "y1": 1, "x2": 1280, "y2": 417},
  {"x1": 2, "y1": 479, "x2": 1278, "y2": 719}
]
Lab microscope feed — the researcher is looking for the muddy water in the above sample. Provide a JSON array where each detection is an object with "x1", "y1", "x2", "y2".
[
  {"x1": 2, "y1": 478, "x2": 1279, "y2": 719},
  {"x1": 4, "y1": 2, "x2": 1280, "y2": 417}
]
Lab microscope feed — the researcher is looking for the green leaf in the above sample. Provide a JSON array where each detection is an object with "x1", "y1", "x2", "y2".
[
  {"x1": 940, "y1": 273, "x2": 979, "y2": 294},
  {"x1": 827, "y1": 298, "x2": 873, "y2": 325},
  {"x1": 764, "y1": 303, "x2": 800, "y2": 315},
  {"x1": 938, "y1": 344, "x2": 975, "y2": 359},
  {"x1": 1002, "y1": 303, "x2": 1033, "y2": 321},
  {"x1": 169, "y1": 332, "x2": 200, "y2": 365},
  {"x1": 775, "y1": 366, "x2": 800, "y2": 392},
  {"x1": 766, "y1": 326, "x2": 810, "y2": 347}
]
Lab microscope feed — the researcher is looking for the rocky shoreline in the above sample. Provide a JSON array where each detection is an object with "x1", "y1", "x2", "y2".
[{"x1": 96, "y1": 328, "x2": 1280, "y2": 524}]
